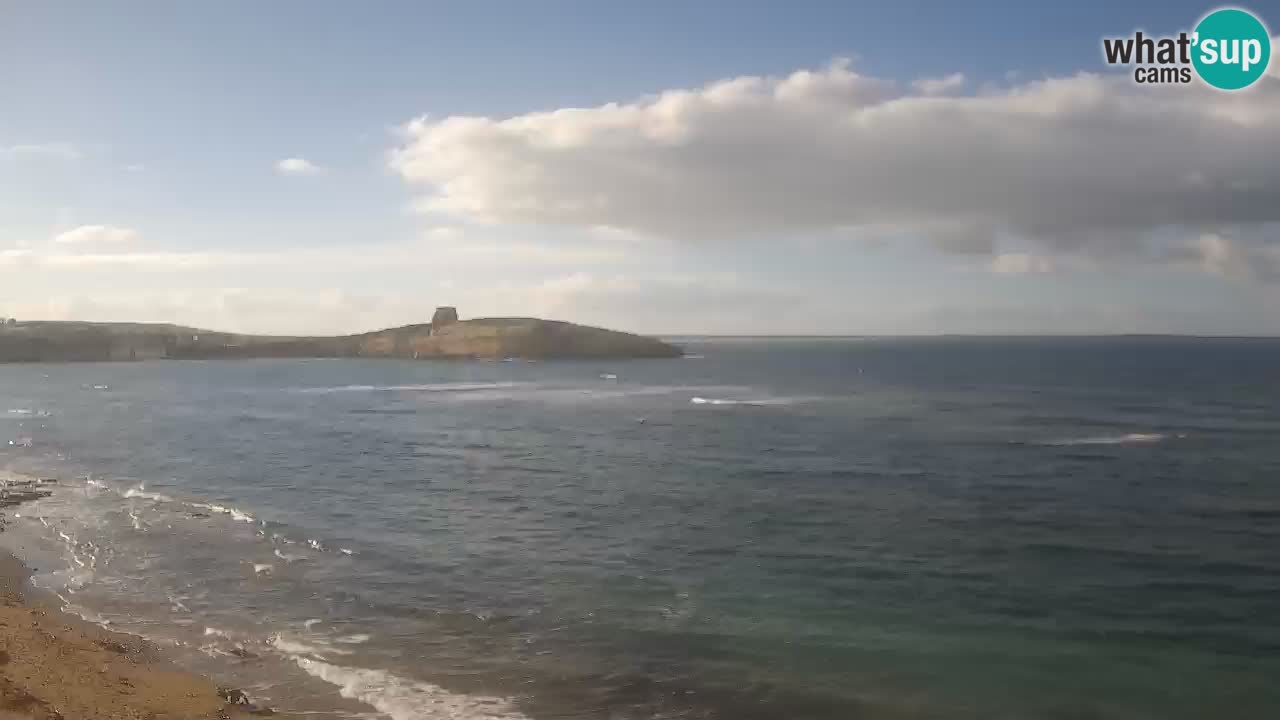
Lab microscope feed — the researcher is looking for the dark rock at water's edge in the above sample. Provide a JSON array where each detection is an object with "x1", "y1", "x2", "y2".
[
  {"x1": 0, "y1": 481, "x2": 53, "y2": 511},
  {"x1": 0, "y1": 477, "x2": 55, "y2": 534},
  {"x1": 0, "y1": 307, "x2": 682, "y2": 363}
]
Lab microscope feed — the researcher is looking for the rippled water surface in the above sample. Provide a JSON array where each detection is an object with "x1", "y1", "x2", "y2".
[{"x1": 2, "y1": 337, "x2": 1278, "y2": 719}]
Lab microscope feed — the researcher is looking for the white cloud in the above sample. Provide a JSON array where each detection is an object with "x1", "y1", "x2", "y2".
[
  {"x1": 276, "y1": 157, "x2": 322, "y2": 175},
  {"x1": 0, "y1": 249, "x2": 35, "y2": 265},
  {"x1": 40, "y1": 252, "x2": 237, "y2": 269},
  {"x1": 1168, "y1": 233, "x2": 1280, "y2": 284},
  {"x1": 1, "y1": 142, "x2": 80, "y2": 160},
  {"x1": 53, "y1": 225, "x2": 141, "y2": 245},
  {"x1": 390, "y1": 59, "x2": 1280, "y2": 276},
  {"x1": 422, "y1": 233, "x2": 628, "y2": 265},
  {"x1": 2, "y1": 225, "x2": 626, "y2": 274},
  {"x1": 991, "y1": 253, "x2": 1057, "y2": 274},
  {"x1": 911, "y1": 72, "x2": 965, "y2": 95}
]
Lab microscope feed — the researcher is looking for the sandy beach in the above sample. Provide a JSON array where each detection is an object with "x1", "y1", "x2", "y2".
[{"x1": 0, "y1": 481, "x2": 261, "y2": 720}]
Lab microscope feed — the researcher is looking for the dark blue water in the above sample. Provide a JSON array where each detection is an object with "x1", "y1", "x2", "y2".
[{"x1": 1, "y1": 337, "x2": 1278, "y2": 719}]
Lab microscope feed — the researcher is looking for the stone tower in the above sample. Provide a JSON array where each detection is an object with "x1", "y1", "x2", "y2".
[{"x1": 431, "y1": 306, "x2": 459, "y2": 329}]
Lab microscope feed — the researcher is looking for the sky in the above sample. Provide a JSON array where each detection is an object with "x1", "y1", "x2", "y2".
[{"x1": 2, "y1": 0, "x2": 1279, "y2": 336}]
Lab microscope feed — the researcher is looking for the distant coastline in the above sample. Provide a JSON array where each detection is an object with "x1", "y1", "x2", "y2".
[{"x1": 0, "y1": 307, "x2": 681, "y2": 363}]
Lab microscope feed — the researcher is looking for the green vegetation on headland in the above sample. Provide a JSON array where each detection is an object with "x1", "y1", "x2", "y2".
[{"x1": 0, "y1": 307, "x2": 681, "y2": 363}]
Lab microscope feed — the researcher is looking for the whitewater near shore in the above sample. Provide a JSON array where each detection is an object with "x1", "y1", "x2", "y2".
[{"x1": 0, "y1": 523, "x2": 251, "y2": 720}]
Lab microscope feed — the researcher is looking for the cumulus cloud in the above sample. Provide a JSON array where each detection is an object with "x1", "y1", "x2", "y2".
[
  {"x1": 390, "y1": 59, "x2": 1280, "y2": 277},
  {"x1": 276, "y1": 157, "x2": 322, "y2": 175},
  {"x1": 991, "y1": 253, "x2": 1057, "y2": 274},
  {"x1": 1, "y1": 142, "x2": 80, "y2": 160},
  {"x1": 911, "y1": 73, "x2": 965, "y2": 95},
  {"x1": 53, "y1": 225, "x2": 141, "y2": 245},
  {"x1": 1167, "y1": 232, "x2": 1280, "y2": 284},
  {"x1": 2, "y1": 228, "x2": 625, "y2": 274}
]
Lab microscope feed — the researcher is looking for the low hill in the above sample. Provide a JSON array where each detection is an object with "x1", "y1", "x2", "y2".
[{"x1": 0, "y1": 310, "x2": 681, "y2": 363}]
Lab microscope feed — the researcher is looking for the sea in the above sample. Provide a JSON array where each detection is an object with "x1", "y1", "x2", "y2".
[{"x1": 0, "y1": 336, "x2": 1277, "y2": 720}]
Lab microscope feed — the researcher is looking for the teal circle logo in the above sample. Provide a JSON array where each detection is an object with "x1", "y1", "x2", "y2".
[{"x1": 1192, "y1": 8, "x2": 1271, "y2": 90}]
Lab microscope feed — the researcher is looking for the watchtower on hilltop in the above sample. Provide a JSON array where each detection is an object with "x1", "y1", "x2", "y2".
[{"x1": 431, "y1": 306, "x2": 459, "y2": 330}]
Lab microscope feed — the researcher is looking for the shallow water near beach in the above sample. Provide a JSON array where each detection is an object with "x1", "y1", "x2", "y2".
[{"x1": 2, "y1": 336, "x2": 1279, "y2": 719}]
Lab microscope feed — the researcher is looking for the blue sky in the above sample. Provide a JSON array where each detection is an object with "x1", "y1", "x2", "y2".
[{"x1": 2, "y1": 1, "x2": 1279, "y2": 334}]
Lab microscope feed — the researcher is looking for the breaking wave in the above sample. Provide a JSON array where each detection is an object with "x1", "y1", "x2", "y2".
[
  {"x1": 123, "y1": 486, "x2": 175, "y2": 503},
  {"x1": 295, "y1": 382, "x2": 523, "y2": 394},
  {"x1": 1043, "y1": 432, "x2": 1175, "y2": 446},
  {"x1": 190, "y1": 501, "x2": 256, "y2": 523},
  {"x1": 283, "y1": 655, "x2": 527, "y2": 720},
  {"x1": 5, "y1": 408, "x2": 51, "y2": 418},
  {"x1": 689, "y1": 396, "x2": 810, "y2": 407},
  {"x1": 270, "y1": 634, "x2": 351, "y2": 658}
]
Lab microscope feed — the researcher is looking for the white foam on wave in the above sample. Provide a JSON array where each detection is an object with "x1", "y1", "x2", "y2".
[
  {"x1": 271, "y1": 634, "x2": 352, "y2": 658},
  {"x1": 335, "y1": 633, "x2": 371, "y2": 645},
  {"x1": 528, "y1": 384, "x2": 727, "y2": 405},
  {"x1": 296, "y1": 382, "x2": 522, "y2": 395},
  {"x1": 690, "y1": 396, "x2": 805, "y2": 407},
  {"x1": 253, "y1": 563, "x2": 273, "y2": 575},
  {"x1": 36, "y1": 565, "x2": 93, "y2": 595},
  {"x1": 63, "y1": 603, "x2": 112, "y2": 628},
  {"x1": 190, "y1": 502, "x2": 255, "y2": 523},
  {"x1": 284, "y1": 656, "x2": 527, "y2": 720},
  {"x1": 274, "y1": 548, "x2": 307, "y2": 563},
  {"x1": 1045, "y1": 432, "x2": 1171, "y2": 446},
  {"x1": 124, "y1": 486, "x2": 174, "y2": 503},
  {"x1": 198, "y1": 644, "x2": 233, "y2": 658},
  {"x1": 94, "y1": 479, "x2": 260, "y2": 527}
]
